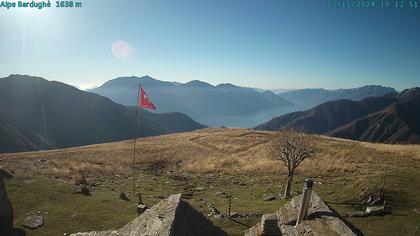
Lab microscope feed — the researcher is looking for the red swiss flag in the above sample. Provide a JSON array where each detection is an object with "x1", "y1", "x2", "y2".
[{"x1": 139, "y1": 87, "x2": 156, "y2": 110}]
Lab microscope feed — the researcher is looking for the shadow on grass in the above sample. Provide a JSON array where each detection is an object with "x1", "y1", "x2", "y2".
[
  {"x1": 9, "y1": 228, "x2": 26, "y2": 236},
  {"x1": 323, "y1": 203, "x2": 365, "y2": 236},
  {"x1": 228, "y1": 218, "x2": 251, "y2": 228}
]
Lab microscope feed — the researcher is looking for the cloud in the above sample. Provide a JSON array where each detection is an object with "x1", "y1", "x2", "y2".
[{"x1": 111, "y1": 40, "x2": 136, "y2": 60}]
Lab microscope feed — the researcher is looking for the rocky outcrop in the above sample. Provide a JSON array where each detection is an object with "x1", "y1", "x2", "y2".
[
  {"x1": 246, "y1": 192, "x2": 361, "y2": 236},
  {"x1": 0, "y1": 168, "x2": 14, "y2": 235},
  {"x1": 71, "y1": 193, "x2": 227, "y2": 236}
]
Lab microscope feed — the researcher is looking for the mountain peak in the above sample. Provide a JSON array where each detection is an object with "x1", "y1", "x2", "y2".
[
  {"x1": 4, "y1": 74, "x2": 47, "y2": 82},
  {"x1": 185, "y1": 80, "x2": 214, "y2": 88},
  {"x1": 100, "y1": 75, "x2": 163, "y2": 88},
  {"x1": 216, "y1": 83, "x2": 237, "y2": 89},
  {"x1": 139, "y1": 75, "x2": 156, "y2": 81}
]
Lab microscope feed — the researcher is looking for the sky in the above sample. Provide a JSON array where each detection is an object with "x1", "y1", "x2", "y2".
[{"x1": 0, "y1": 0, "x2": 419, "y2": 90}]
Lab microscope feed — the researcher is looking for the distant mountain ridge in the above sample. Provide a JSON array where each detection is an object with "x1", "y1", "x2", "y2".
[
  {"x1": 89, "y1": 76, "x2": 293, "y2": 126},
  {"x1": 277, "y1": 85, "x2": 397, "y2": 111},
  {"x1": 327, "y1": 88, "x2": 420, "y2": 143},
  {"x1": 255, "y1": 95, "x2": 398, "y2": 134},
  {"x1": 0, "y1": 75, "x2": 205, "y2": 153},
  {"x1": 256, "y1": 88, "x2": 420, "y2": 144}
]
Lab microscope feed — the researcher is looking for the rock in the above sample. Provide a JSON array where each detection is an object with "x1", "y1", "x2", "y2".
[
  {"x1": 241, "y1": 212, "x2": 261, "y2": 218},
  {"x1": 346, "y1": 211, "x2": 366, "y2": 217},
  {"x1": 263, "y1": 194, "x2": 276, "y2": 201},
  {"x1": 75, "y1": 174, "x2": 88, "y2": 186},
  {"x1": 195, "y1": 187, "x2": 205, "y2": 191},
  {"x1": 78, "y1": 185, "x2": 90, "y2": 196},
  {"x1": 246, "y1": 191, "x2": 360, "y2": 236},
  {"x1": 70, "y1": 193, "x2": 227, "y2": 236},
  {"x1": 23, "y1": 215, "x2": 43, "y2": 229},
  {"x1": 120, "y1": 192, "x2": 130, "y2": 201},
  {"x1": 229, "y1": 212, "x2": 239, "y2": 218},
  {"x1": 347, "y1": 205, "x2": 387, "y2": 218},
  {"x1": 71, "y1": 213, "x2": 79, "y2": 218},
  {"x1": 366, "y1": 205, "x2": 385, "y2": 216},
  {"x1": 214, "y1": 191, "x2": 225, "y2": 196},
  {"x1": 136, "y1": 204, "x2": 149, "y2": 214},
  {"x1": 23, "y1": 179, "x2": 38, "y2": 184}
]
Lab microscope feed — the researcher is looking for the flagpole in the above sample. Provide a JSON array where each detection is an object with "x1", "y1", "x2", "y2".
[{"x1": 133, "y1": 83, "x2": 140, "y2": 196}]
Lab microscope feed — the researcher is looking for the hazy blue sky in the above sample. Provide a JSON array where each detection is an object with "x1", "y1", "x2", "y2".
[{"x1": 0, "y1": 0, "x2": 419, "y2": 90}]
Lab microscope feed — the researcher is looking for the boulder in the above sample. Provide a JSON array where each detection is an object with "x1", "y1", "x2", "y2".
[
  {"x1": 23, "y1": 215, "x2": 43, "y2": 229},
  {"x1": 136, "y1": 204, "x2": 149, "y2": 214},
  {"x1": 246, "y1": 191, "x2": 360, "y2": 236},
  {"x1": 346, "y1": 211, "x2": 366, "y2": 217},
  {"x1": 366, "y1": 205, "x2": 386, "y2": 216},
  {"x1": 229, "y1": 212, "x2": 239, "y2": 218},
  {"x1": 214, "y1": 191, "x2": 225, "y2": 196},
  {"x1": 78, "y1": 185, "x2": 91, "y2": 196},
  {"x1": 71, "y1": 193, "x2": 227, "y2": 236},
  {"x1": 119, "y1": 192, "x2": 129, "y2": 201},
  {"x1": 347, "y1": 204, "x2": 388, "y2": 218},
  {"x1": 263, "y1": 194, "x2": 276, "y2": 201},
  {"x1": 75, "y1": 174, "x2": 88, "y2": 186}
]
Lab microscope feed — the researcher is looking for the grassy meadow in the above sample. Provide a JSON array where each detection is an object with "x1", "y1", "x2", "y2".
[{"x1": 1, "y1": 128, "x2": 420, "y2": 235}]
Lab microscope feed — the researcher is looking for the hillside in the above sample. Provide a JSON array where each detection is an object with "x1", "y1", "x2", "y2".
[
  {"x1": 0, "y1": 75, "x2": 205, "y2": 152},
  {"x1": 1, "y1": 128, "x2": 419, "y2": 236},
  {"x1": 255, "y1": 95, "x2": 398, "y2": 134},
  {"x1": 278, "y1": 85, "x2": 396, "y2": 110},
  {"x1": 89, "y1": 76, "x2": 292, "y2": 126},
  {"x1": 328, "y1": 88, "x2": 420, "y2": 143},
  {"x1": 256, "y1": 89, "x2": 420, "y2": 144},
  {"x1": 0, "y1": 114, "x2": 55, "y2": 152}
]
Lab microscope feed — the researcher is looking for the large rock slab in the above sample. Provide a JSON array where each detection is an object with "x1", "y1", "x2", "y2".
[
  {"x1": 246, "y1": 191, "x2": 360, "y2": 236},
  {"x1": 71, "y1": 193, "x2": 227, "y2": 236}
]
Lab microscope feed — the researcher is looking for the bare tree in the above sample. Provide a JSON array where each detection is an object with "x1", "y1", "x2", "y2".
[{"x1": 269, "y1": 129, "x2": 317, "y2": 198}]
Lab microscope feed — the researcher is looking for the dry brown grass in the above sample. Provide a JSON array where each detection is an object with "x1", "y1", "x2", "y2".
[
  {"x1": 3, "y1": 128, "x2": 419, "y2": 236},
  {"x1": 0, "y1": 128, "x2": 418, "y2": 182},
  {"x1": 359, "y1": 142, "x2": 420, "y2": 160}
]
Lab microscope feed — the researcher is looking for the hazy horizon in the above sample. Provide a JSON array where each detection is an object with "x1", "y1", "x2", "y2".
[{"x1": 0, "y1": 73, "x2": 401, "y2": 92}]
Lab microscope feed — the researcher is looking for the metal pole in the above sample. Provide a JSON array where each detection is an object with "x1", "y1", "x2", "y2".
[
  {"x1": 132, "y1": 83, "x2": 141, "y2": 195},
  {"x1": 296, "y1": 178, "x2": 313, "y2": 226},
  {"x1": 228, "y1": 195, "x2": 232, "y2": 218}
]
